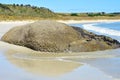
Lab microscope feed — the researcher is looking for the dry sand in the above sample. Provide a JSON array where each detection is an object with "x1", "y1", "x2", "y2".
[{"x1": 57, "y1": 19, "x2": 120, "y2": 24}]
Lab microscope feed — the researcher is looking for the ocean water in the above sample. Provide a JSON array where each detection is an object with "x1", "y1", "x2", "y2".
[
  {"x1": 71, "y1": 22, "x2": 120, "y2": 42},
  {"x1": 0, "y1": 22, "x2": 120, "y2": 80},
  {"x1": 96, "y1": 22, "x2": 120, "y2": 31}
]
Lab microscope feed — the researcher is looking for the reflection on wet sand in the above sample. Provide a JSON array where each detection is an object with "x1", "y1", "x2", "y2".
[
  {"x1": 0, "y1": 41, "x2": 116, "y2": 80},
  {"x1": 5, "y1": 50, "x2": 81, "y2": 76}
]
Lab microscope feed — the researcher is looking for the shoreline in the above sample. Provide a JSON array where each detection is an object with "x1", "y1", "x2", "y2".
[
  {"x1": 0, "y1": 20, "x2": 35, "y2": 24},
  {"x1": 57, "y1": 19, "x2": 120, "y2": 24},
  {"x1": 0, "y1": 19, "x2": 120, "y2": 24}
]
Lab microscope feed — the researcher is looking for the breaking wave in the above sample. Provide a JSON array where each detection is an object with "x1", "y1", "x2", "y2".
[{"x1": 83, "y1": 24, "x2": 120, "y2": 36}]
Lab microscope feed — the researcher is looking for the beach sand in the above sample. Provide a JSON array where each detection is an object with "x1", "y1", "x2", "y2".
[
  {"x1": 57, "y1": 19, "x2": 120, "y2": 24},
  {"x1": 0, "y1": 20, "x2": 120, "y2": 80}
]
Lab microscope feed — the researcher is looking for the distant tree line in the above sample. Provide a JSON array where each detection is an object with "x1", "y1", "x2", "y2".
[
  {"x1": 110, "y1": 12, "x2": 120, "y2": 15},
  {"x1": 11, "y1": 3, "x2": 52, "y2": 12},
  {"x1": 12, "y1": 3, "x2": 40, "y2": 10},
  {"x1": 13, "y1": 3, "x2": 31, "y2": 7},
  {"x1": 71, "y1": 13, "x2": 78, "y2": 16},
  {"x1": 87, "y1": 12, "x2": 105, "y2": 17},
  {"x1": 69, "y1": 12, "x2": 120, "y2": 17}
]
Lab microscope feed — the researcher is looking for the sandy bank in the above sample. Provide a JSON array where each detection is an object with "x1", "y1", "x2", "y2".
[
  {"x1": 0, "y1": 20, "x2": 35, "y2": 38},
  {"x1": 0, "y1": 20, "x2": 35, "y2": 23},
  {"x1": 57, "y1": 19, "x2": 120, "y2": 24},
  {"x1": 1, "y1": 19, "x2": 120, "y2": 24}
]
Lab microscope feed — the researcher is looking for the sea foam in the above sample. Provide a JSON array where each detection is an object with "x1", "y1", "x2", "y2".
[{"x1": 83, "y1": 24, "x2": 120, "y2": 36}]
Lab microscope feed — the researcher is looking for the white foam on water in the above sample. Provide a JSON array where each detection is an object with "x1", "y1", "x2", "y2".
[{"x1": 83, "y1": 24, "x2": 120, "y2": 36}]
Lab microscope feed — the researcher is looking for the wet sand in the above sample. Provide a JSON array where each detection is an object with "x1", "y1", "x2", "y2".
[
  {"x1": 0, "y1": 21, "x2": 120, "y2": 80},
  {"x1": 1, "y1": 41, "x2": 120, "y2": 80}
]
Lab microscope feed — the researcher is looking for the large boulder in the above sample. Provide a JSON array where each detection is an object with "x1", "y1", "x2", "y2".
[{"x1": 1, "y1": 20, "x2": 120, "y2": 52}]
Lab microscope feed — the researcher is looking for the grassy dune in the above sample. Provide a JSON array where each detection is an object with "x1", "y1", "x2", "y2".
[{"x1": 0, "y1": 3, "x2": 120, "y2": 20}]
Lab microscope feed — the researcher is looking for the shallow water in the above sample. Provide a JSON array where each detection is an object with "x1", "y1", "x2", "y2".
[
  {"x1": 1, "y1": 48, "x2": 120, "y2": 80},
  {"x1": 0, "y1": 21, "x2": 120, "y2": 80}
]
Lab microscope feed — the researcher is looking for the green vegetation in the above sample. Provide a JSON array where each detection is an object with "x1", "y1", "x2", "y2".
[
  {"x1": 57, "y1": 12, "x2": 120, "y2": 20},
  {"x1": 0, "y1": 3, "x2": 56, "y2": 20},
  {"x1": 0, "y1": 3, "x2": 120, "y2": 20},
  {"x1": 70, "y1": 13, "x2": 78, "y2": 16}
]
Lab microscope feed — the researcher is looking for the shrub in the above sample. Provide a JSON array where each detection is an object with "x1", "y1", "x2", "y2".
[{"x1": 71, "y1": 13, "x2": 78, "y2": 16}]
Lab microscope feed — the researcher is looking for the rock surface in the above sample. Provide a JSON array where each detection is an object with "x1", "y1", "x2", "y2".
[{"x1": 1, "y1": 20, "x2": 120, "y2": 52}]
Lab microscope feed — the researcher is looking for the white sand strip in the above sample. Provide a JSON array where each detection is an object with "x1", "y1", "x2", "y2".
[
  {"x1": 0, "y1": 21, "x2": 35, "y2": 38},
  {"x1": 57, "y1": 19, "x2": 120, "y2": 24}
]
